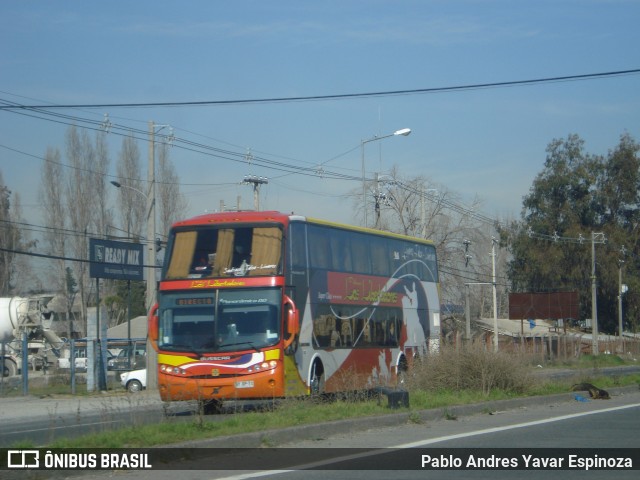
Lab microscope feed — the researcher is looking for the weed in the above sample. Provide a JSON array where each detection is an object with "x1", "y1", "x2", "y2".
[
  {"x1": 261, "y1": 436, "x2": 276, "y2": 447},
  {"x1": 407, "y1": 411, "x2": 423, "y2": 424},
  {"x1": 443, "y1": 409, "x2": 457, "y2": 421}
]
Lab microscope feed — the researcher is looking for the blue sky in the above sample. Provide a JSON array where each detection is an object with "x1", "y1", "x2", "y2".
[{"x1": 1, "y1": 0, "x2": 639, "y2": 230}]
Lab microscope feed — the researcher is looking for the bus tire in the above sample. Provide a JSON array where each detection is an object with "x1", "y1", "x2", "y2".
[
  {"x1": 397, "y1": 356, "x2": 409, "y2": 387},
  {"x1": 2, "y1": 359, "x2": 17, "y2": 377},
  {"x1": 310, "y1": 360, "x2": 325, "y2": 397},
  {"x1": 199, "y1": 399, "x2": 223, "y2": 415}
]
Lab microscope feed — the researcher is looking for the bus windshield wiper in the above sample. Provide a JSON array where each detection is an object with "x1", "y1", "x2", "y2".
[
  {"x1": 165, "y1": 344, "x2": 201, "y2": 356},
  {"x1": 218, "y1": 341, "x2": 260, "y2": 353}
]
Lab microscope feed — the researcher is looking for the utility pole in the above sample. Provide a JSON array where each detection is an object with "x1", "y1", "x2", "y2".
[
  {"x1": 618, "y1": 258, "x2": 624, "y2": 340},
  {"x1": 146, "y1": 121, "x2": 159, "y2": 390},
  {"x1": 147, "y1": 121, "x2": 157, "y2": 313},
  {"x1": 618, "y1": 245, "x2": 626, "y2": 342},
  {"x1": 421, "y1": 187, "x2": 426, "y2": 239},
  {"x1": 491, "y1": 237, "x2": 498, "y2": 352},
  {"x1": 242, "y1": 175, "x2": 268, "y2": 210},
  {"x1": 373, "y1": 173, "x2": 392, "y2": 229},
  {"x1": 361, "y1": 128, "x2": 411, "y2": 228},
  {"x1": 590, "y1": 232, "x2": 606, "y2": 355},
  {"x1": 465, "y1": 284, "x2": 471, "y2": 342},
  {"x1": 462, "y1": 239, "x2": 472, "y2": 343}
]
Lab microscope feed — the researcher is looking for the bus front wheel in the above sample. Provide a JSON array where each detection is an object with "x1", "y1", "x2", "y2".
[{"x1": 199, "y1": 399, "x2": 223, "y2": 415}]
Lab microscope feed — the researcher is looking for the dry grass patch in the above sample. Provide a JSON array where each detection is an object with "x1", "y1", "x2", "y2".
[{"x1": 405, "y1": 341, "x2": 534, "y2": 396}]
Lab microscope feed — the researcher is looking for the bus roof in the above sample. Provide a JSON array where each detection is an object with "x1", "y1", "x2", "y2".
[
  {"x1": 170, "y1": 210, "x2": 435, "y2": 246},
  {"x1": 171, "y1": 210, "x2": 289, "y2": 228},
  {"x1": 303, "y1": 216, "x2": 436, "y2": 246}
]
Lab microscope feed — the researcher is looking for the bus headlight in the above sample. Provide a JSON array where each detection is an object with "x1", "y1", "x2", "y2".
[
  {"x1": 160, "y1": 364, "x2": 186, "y2": 375},
  {"x1": 247, "y1": 360, "x2": 277, "y2": 373}
]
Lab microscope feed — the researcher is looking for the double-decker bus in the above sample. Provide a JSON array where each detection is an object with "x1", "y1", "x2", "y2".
[{"x1": 149, "y1": 211, "x2": 440, "y2": 411}]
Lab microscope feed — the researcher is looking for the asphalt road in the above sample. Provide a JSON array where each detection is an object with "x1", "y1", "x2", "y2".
[{"x1": 2, "y1": 385, "x2": 639, "y2": 480}]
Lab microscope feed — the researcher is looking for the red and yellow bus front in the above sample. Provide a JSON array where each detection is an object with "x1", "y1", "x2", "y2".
[{"x1": 149, "y1": 280, "x2": 299, "y2": 403}]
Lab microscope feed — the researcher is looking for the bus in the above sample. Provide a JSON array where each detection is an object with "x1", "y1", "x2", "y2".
[{"x1": 149, "y1": 211, "x2": 440, "y2": 410}]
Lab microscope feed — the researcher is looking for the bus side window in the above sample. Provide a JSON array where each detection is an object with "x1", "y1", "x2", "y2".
[
  {"x1": 308, "y1": 225, "x2": 332, "y2": 270},
  {"x1": 350, "y1": 234, "x2": 370, "y2": 274}
]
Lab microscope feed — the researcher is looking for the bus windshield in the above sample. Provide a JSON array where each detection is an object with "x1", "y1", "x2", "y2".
[
  {"x1": 158, "y1": 288, "x2": 281, "y2": 354},
  {"x1": 164, "y1": 225, "x2": 283, "y2": 279}
]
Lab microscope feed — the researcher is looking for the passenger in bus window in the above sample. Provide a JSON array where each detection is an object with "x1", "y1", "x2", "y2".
[
  {"x1": 192, "y1": 254, "x2": 211, "y2": 275},
  {"x1": 232, "y1": 244, "x2": 250, "y2": 267}
]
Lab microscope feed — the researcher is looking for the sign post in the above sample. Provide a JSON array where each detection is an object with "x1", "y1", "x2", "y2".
[{"x1": 89, "y1": 239, "x2": 144, "y2": 390}]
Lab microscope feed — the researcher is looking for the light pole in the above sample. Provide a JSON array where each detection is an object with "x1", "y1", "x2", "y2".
[
  {"x1": 111, "y1": 179, "x2": 157, "y2": 387},
  {"x1": 361, "y1": 128, "x2": 411, "y2": 228},
  {"x1": 110, "y1": 181, "x2": 156, "y2": 312},
  {"x1": 111, "y1": 180, "x2": 156, "y2": 324}
]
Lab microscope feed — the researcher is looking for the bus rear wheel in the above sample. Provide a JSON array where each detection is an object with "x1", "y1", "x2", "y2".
[
  {"x1": 310, "y1": 361, "x2": 325, "y2": 397},
  {"x1": 396, "y1": 356, "x2": 409, "y2": 388}
]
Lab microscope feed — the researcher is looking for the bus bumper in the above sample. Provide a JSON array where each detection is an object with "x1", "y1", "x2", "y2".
[{"x1": 158, "y1": 369, "x2": 284, "y2": 402}]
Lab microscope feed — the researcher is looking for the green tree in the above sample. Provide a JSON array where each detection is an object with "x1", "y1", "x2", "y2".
[
  {"x1": 594, "y1": 133, "x2": 640, "y2": 333},
  {"x1": 503, "y1": 133, "x2": 640, "y2": 333}
]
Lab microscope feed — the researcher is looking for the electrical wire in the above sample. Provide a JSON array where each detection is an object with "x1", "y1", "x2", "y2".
[{"x1": 1, "y1": 69, "x2": 638, "y2": 110}]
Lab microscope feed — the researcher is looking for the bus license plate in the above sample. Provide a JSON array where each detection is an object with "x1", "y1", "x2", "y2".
[{"x1": 235, "y1": 380, "x2": 254, "y2": 389}]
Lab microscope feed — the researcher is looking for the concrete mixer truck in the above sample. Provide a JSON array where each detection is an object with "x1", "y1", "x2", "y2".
[{"x1": 0, "y1": 295, "x2": 66, "y2": 377}]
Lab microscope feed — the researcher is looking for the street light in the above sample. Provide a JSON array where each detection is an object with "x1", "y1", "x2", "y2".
[
  {"x1": 361, "y1": 128, "x2": 411, "y2": 227},
  {"x1": 110, "y1": 180, "x2": 156, "y2": 348},
  {"x1": 110, "y1": 180, "x2": 146, "y2": 199}
]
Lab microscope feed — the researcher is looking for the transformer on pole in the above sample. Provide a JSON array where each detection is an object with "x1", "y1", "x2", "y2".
[{"x1": 242, "y1": 175, "x2": 268, "y2": 210}]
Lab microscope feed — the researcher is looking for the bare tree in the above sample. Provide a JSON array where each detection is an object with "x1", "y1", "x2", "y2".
[
  {"x1": 157, "y1": 141, "x2": 188, "y2": 238},
  {"x1": 0, "y1": 171, "x2": 15, "y2": 295},
  {"x1": 0, "y1": 172, "x2": 34, "y2": 295},
  {"x1": 358, "y1": 165, "x2": 508, "y2": 319},
  {"x1": 39, "y1": 147, "x2": 67, "y2": 295},
  {"x1": 115, "y1": 134, "x2": 145, "y2": 240},
  {"x1": 93, "y1": 131, "x2": 113, "y2": 238},
  {"x1": 65, "y1": 125, "x2": 99, "y2": 336}
]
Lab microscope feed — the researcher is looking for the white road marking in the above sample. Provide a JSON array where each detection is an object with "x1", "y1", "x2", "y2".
[{"x1": 213, "y1": 402, "x2": 640, "y2": 480}]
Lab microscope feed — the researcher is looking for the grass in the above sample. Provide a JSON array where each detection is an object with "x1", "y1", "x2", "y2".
[
  {"x1": 0, "y1": 371, "x2": 124, "y2": 398},
  {"x1": 7, "y1": 349, "x2": 640, "y2": 449},
  {"x1": 44, "y1": 373, "x2": 640, "y2": 449}
]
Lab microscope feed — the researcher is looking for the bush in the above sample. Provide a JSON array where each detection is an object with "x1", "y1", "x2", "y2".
[{"x1": 405, "y1": 341, "x2": 533, "y2": 396}]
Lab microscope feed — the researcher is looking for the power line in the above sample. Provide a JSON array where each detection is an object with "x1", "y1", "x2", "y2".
[
  {"x1": 0, "y1": 103, "x2": 364, "y2": 183},
  {"x1": 4, "y1": 68, "x2": 637, "y2": 237},
  {"x1": 0, "y1": 69, "x2": 638, "y2": 110}
]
